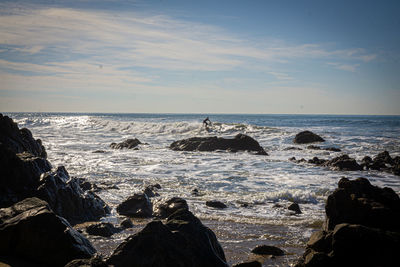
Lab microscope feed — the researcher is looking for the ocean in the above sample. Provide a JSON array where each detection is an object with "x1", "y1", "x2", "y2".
[{"x1": 7, "y1": 113, "x2": 400, "y2": 266}]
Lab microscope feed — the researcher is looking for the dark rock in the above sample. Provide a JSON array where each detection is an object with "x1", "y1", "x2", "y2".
[
  {"x1": 116, "y1": 193, "x2": 153, "y2": 218},
  {"x1": 65, "y1": 255, "x2": 107, "y2": 267},
  {"x1": 324, "y1": 155, "x2": 362, "y2": 171},
  {"x1": 307, "y1": 145, "x2": 341, "y2": 152},
  {"x1": 153, "y1": 197, "x2": 189, "y2": 218},
  {"x1": 170, "y1": 133, "x2": 268, "y2": 155},
  {"x1": 288, "y1": 202, "x2": 302, "y2": 214},
  {"x1": 308, "y1": 157, "x2": 327, "y2": 165},
  {"x1": 110, "y1": 138, "x2": 141, "y2": 149},
  {"x1": 325, "y1": 177, "x2": 400, "y2": 231},
  {"x1": 86, "y1": 222, "x2": 121, "y2": 237},
  {"x1": 107, "y1": 208, "x2": 228, "y2": 267},
  {"x1": 77, "y1": 178, "x2": 99, "y2": 192},
  {"x1": 373, "y1": 151, "x2": 393, "y2": 165},
  {"x1": 120, "y1": 218, "x2": 134, "y2": 228},
  {"x1": 0, "y1": 114, "x2": 47, "y2": 158},
  {"x1": 0, "y1": 144, "x2": 52, "y2": 208},
  {"x1": 206, "y1": 200, "x2": 227, "y2": 209},
  {"x1": 295, "y1": 177, "x2": 400, "y2": 267},
  {"x1": 251, "y1": 245, "x2": 284, "y2": 256},
  {"x1": 143, "y1": 183, "x2": 161, "y2": 198},
  {"x1": 0, "y1": 197, "x2": 95, "y2": 266},
  {"x1": 0, "y1": 115, "x2": 110, "y2": 225},
  {"x1": 324, "y1": 147, "x2": 341, "y2": 152},
  {"x1": 36, "y1": 166, "x2": 110, "y2": 225},
  {"x1": 293, "y1": 131, "x2": 325, "y2": 144},
  {"x1": 307, "y1": 145, "x2": 321, "y2": 150},
  {"x1": 233, "y1": 260, "x2": 262, "y2": 267},
  {"x1": 92, "y1": 150, "x2": 106, "y2": 153},
  {"x1": 284, "y1": 147, "x2": 303, "y2": 151}
]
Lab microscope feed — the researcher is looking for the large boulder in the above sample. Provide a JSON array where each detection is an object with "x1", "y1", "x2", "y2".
[
  {"x1": 295, "y1": 178, "x2": 400, "y2": 267},
  {"x1": 0, "y1": 114, "x2": 110, "y2": 224},
  {"x1": 0, "y1": 114, "x2": 47, "y2": 158},
  {"x1": 0, "y1": 197, "x2": 96, "y2": 266},
  {"x1": 110, "y1": 138, "x2": 141, "y2": 149},
  {"x1": 324, "y1": 177, "x2": 400, "y2": 231},
  {"x1": 170, "y1": 133, "x2": 267, "y2": 155},
  {"x1": 36, "y1": 166, "x2": 110, "y2": 225},
  {"x1": 293, "y1": 131, "x2": 325, "y2": 144},
  {"x1": 116, "y1": 193, "x2": 153, "y2": 218},
  {"x1": 107, "y1": 208, "x2": 228, "y2": 267},
  {"x1": 0, "y1": 144, "x2": 52, "y2": 208}
]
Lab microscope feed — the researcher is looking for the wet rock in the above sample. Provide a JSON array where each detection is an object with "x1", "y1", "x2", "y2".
[
  {"x1": 143, "y1": 183, "x2": 161, "y2": 198},
  {"x1": 153, "y1": 197, "x2": 189, "y2": 218},
  {"x1": 206, "y1": 200, "x2": 228, "y2": 209},
  {"x1": 170, "y1": 133, "x2": 268, "y2": 155},
  {"x1": 293, "y1": 131, "x2": 325, "y2": 144},
  {"x1": 117, "y1": 193, "x2": 153, "y2": 218},
  {"x1": 107, "y1": 208, "x2": 228, "y2": 267},
  {"x1": 64, "y1": 255, "x2": 107, "y2": 267},
  {"x1": 0, "y1": 197, "x2": 95, "y2": 266},
  {"x1": 324, "y1": 155, "x2": 362, "y2": 171},
  {"x1": 295, "y1": 178, "x2": 400, "y2": 267},
  {"x1": 0, "y1": 144, "x2": 52, "y2": 208},
  {"x1": 233, "y1": 261, "x2": 262, "y2": 267},
  {"x1": 0, "y1": 113, "x2": 47, "y2": 158},
  {"x1": 288, "y1": 202, "x2": 302, "y2": 214},
  {"x1": 325, "y1": 177, "x2": 400, "y2": 231},
  {"x1": 36, "y1": 166, "x2": 110, "y2": 225},
  {"x1": 120, "y1": 218, "x2": 134, "y2": 228},
  {"x1": 284, "y1": 147, "x2": 303, "y2": 151},
  {"x1": 92, "y1": 150, "x2": 106, "y2": 153},
  {"x1": 308, "y1": 157, "x2": 327, "y2": 165},
  {"x1": 86, "y1": 222, "x2": 121, "y2": 237},
  {"x1": 307, "y1": 145, "x2": 341, "y2": 152},
  {"x1": 251, "y1": 245, "x2": 284, "y2": 256},
  {"x1": 110, "y1": 138, "x2": 141, "y2": 149}
]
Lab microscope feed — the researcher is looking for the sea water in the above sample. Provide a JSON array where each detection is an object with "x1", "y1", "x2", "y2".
[{"x1": 7, "y1": 113, "x2": 400, "y2": 265}]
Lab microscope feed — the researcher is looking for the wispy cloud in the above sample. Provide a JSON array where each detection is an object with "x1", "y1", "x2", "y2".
[
  {"x1": 0, "y1": 6, "x2": 376, "y2": 75},
  {"x1": 327, "y1": 62, "x2": 360, "y2": 72}
]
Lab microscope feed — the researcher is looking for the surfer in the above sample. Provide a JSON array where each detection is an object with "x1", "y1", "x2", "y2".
[{"x1": 203, "y1": 117, "x2": 211, "y2": 127}]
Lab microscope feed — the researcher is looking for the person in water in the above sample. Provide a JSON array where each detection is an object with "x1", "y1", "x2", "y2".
[{"x1": 203, "y1": 117, "x2": 211, "y2": 127}]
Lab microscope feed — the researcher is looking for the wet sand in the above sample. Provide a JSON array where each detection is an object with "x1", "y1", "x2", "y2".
[{"x1": 81, "y1": 218, "x2": 321, "y2": 266}]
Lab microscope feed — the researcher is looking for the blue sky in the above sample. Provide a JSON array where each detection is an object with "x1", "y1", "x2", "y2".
[{"x1": 0, "y1": 0, "x2": 399, "y2": 114}]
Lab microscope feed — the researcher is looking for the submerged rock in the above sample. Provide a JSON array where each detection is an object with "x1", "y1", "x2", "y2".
[
  {"x1": 107, "y1": 208, "x2": 228, "y2": 267},
  {"x1": 117, "y1": 193, "x2": 153, "y2": 218},
  {"x1": 293, "y1": 131, "x2": 325, "y2": 144},
  {"x1": 170, "y1": 133, "x2": 268, "y2": 155},
  {"x1": 295, "y1": 178, "x2": 400, "y2": 267},
  {"x1": 110, "y1": 138, "x2": 141, "y2": 149},
  {"x1": 0, "y1": 197, "x2": 95, "y2": 266}
]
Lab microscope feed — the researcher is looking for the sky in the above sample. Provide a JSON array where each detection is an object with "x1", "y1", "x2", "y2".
[{"x1": 0, "y1": 0, "x2": 399, "y2": 115}]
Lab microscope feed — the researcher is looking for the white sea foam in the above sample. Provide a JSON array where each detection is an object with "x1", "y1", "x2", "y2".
[{"x1": 9, "y1": 113, "x2": 400, "y2": 228}]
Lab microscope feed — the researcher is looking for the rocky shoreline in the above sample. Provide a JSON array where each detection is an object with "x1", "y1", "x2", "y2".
[{"x1": 1, "y1": 114, "x2": 399, "y2": 266}]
